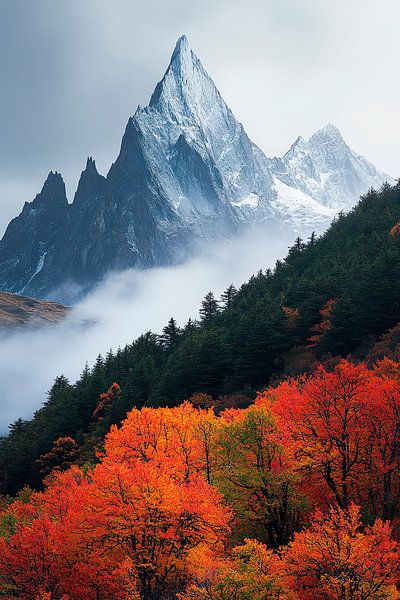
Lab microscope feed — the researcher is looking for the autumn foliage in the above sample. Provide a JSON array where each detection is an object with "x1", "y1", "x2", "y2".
[
  {"x1": 2, "y1": 361, "x2": 400, "y2": 598},
  {"x1": 280, "y1": 504, "x2": 400, "y2": 599}
]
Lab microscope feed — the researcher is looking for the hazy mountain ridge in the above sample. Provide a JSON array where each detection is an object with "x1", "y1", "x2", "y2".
[
  {"x1": 0, "y1": 36, "x2": 392, "y2": 302},
  {"x1": 0, "y1": 290, "x2": 68, "y2": 329}
]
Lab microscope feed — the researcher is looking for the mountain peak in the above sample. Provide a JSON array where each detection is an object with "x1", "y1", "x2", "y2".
[
  {"x1": 72, "y1": 156, "x2": 105, "y2": 210},
  {"x1": 310, "y1": 123, "x2": 344, "y2": 144},
  {"x1": 171, "y1": 34, "x2": 191, "y2": 62},
  {"x1": 84, "y1": 156, "x2": 98, "y2": 174},
  {"x1": 37, "y1": 171, "x2": 67, "y2": 205},
  {"x1": 45, "y1": 170, "x2": 64, "y2": 185},
  {"x1": 19, "y1": 171, "x2": 68, "y2": 220},
  {"x1": 0, "y1": 36, "x2": 392, "y2": 302},
  {"x1": 148, "y1": 36, "x2": 204, "y2": 108}
]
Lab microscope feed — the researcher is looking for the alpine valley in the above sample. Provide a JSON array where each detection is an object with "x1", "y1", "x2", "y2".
[{"x1": 0, "y1": 36, "x2": 391, "y2": 303}]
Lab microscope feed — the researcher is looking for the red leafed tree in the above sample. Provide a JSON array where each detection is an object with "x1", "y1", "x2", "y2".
[
  {"x1": 93, "y1": 382, "x2": 122, "y2": 419},
  {"x1": 263, "y1": 360, "x2": 400, "y2": 519},
  {"x1": 0, "y1": 467, "x2": 136, "y2": 599},
  {"x1": 36, "y1": 436, "x2": 79, "y2": 477},
  {"x1": 262, "y1": 361, "x2": 372, "y2": 510},
  {"x1": 308, "y1": 298, "x2": 336, "y2": 347},
  {"x1": 281, "y1": 504, "x2": 400, "y2": 599}
]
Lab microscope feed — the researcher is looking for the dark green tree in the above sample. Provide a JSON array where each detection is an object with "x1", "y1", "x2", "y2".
[
  {"x1": 220, "y1": 284, "x2": 238, "y2": 309},
  {"x1": 199, "y1": 291, "x2": 219, "y2": 322},
  {"x1": 160, "y1": 317, "x2": 179, "y2": 348}
]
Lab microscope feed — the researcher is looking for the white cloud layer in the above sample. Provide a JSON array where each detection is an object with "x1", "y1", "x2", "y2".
[{"x1": 0, "y1": 227, "x2": 292, "y2": 432}]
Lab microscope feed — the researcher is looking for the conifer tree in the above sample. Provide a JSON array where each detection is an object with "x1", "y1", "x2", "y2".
[
  {"x1": 220, "y1": 284, "x2": 238, "y2": 309},
  {"x1": 160, "y1": 317, "x2": 179, "y2": 348},
  {"x1": 308, "y1": 231, "x2": 317, "y2": 247},
  {"x1": 199, "y1": 291, "x2": 219, "y2": 322}
]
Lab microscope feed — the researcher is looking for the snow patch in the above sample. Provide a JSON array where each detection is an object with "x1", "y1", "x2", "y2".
[
  {"x1": 271, "y1": 178, "x2": 336, "y2": 232},
  {"x1": 19, "y1": 252, "x2": 48, "y2": 293},
  {"x1": 231, "y1": 193, "x2": 259, "y2": 208},
  {"x1": 319, "y1": 172, "x2": 331, "y2": 188}
]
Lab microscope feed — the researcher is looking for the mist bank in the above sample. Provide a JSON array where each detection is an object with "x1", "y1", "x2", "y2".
[{"x1": 0, "y1": 226, "x2": 293, "y2": 432}]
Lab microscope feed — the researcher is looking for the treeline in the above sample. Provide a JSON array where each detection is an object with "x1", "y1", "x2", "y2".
[
  {"x1": 2, "y1": 360, "x2": 400, "y2": 599},
  {"x1": 1, "y1": 181, "x2": 400, "y2": 495}
]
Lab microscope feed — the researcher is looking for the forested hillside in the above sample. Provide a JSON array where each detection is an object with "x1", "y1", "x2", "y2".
[
  {"x1": 2, "y1": 360, "x2": 400, "y2": 599},
  {"x1": 1, "y1": 181, "x2": 400, "y2": 495}
]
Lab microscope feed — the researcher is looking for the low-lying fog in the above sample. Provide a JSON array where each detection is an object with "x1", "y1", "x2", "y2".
[{"x1": 0, "y1": 228, "x2": 293, "y2": 432}]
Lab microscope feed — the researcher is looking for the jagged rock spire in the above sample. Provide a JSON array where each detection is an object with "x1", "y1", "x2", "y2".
[{"x1": 33, "y1": 171, "x2": 68, "y2": 207}]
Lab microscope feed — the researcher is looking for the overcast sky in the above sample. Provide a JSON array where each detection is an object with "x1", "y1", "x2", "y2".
[{"x1": 0, "y1": 0, "x2": 399, "y2": 235}]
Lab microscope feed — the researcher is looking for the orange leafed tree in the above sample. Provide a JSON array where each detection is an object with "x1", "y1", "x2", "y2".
[
  {"x1": 87, "y1": 403, "x2": 230, "y2": 598},
  {"x1": 281, "y1": 504, "x2": 400, "y2": 599},
  {"x1": 390, "y1": 221, "x2": 400, "y2": 237},
  {"x1": 282, "y1": 306, "x2": 300, "y2": 331},
  {"x1": 0, "y1": 404, "x2": 230, "y2": 600}
]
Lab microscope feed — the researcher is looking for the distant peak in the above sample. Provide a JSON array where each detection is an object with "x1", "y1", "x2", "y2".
[
  {"x1": 292, "y1": 135, "x2": 307, "y2": 148},
  {"x1": 45, "y1": 170, "x2": 64, "y2": 184},
  {"x1": 42, "y1": 171, "x2": 66, "y2": 194},
  {"x1": 33, "y1": 171, "x2": 67, "y2": 207},
  {"x1": 85, "y1": 156, "x2": 98, "y2": 173},
  {"x1": 321, "y1": 122, "x2": 341, "y2": 134},
  {"x1": 310, "y1": 123, "x2": 344, "y2": 143},
  {"x1": 283, "y1": 135, "x2": 307, "y2": 160}
]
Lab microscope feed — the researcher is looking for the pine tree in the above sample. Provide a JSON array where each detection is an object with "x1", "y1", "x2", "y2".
[
  {"x1": 288, "y1": 237, "x2": 306, "y2": 258},
  {"x1": 220, "y1": 284, "x2": 238, "y2": 309},
  {"x1": 199, "y1": 291, "x2": 219, "y2": 322},
  {"x1": 160, "y1": 317, "x2": 179, "y2": 348},
  {"x1": 308, "y1": 231, "x2": 317, "y2": 247}
]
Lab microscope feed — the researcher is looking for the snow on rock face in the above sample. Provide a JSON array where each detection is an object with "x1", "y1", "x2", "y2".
[
  {"x1": 232, "y1": 194, "x2": 260, "y2": 208},
  {"x1": 277, "y1": 123, "x2": 392, "y2": 211},
  {"x1": 131, "y1": 37, "x2": 391, "y2": 232},
  {"x1": 271, "y1": 179, "x2": 336, "y2": 233},
  {"x1": 0, "y1": 36, "x2": 393, "y2": 302},
  {"x1": 135, "y1": 34, "x2": 271, "y2": 216}
]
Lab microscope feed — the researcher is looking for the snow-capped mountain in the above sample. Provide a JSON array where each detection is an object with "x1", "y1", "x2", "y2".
[
  {"x1": 0, "y1": 36, "x2": 392, "y2": 302},
  {"x1": 273, "y1": 123, "x2": 389, "y2": 212}
]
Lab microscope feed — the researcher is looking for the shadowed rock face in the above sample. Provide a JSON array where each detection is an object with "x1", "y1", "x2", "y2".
[
  {"x1": 0, "y1": 36, "x2": 392, "y2": 303},
  {"x1": 0, "y1": 291, "x2": 68, "y2": 329}
]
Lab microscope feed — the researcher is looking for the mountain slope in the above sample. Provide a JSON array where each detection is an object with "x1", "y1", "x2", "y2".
[
  {"x1": 0, "y1": 36, "x2": 392, "y2": 302},
  {"x1": 0, "y1": 172, "x2": 69, "y2": 296},
  {"x1": 1, "y1": 181, "x2": 400, "y2": 495},
  {"x1": 0, "y1": 291, "x2": 68, "y2": 329}
]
